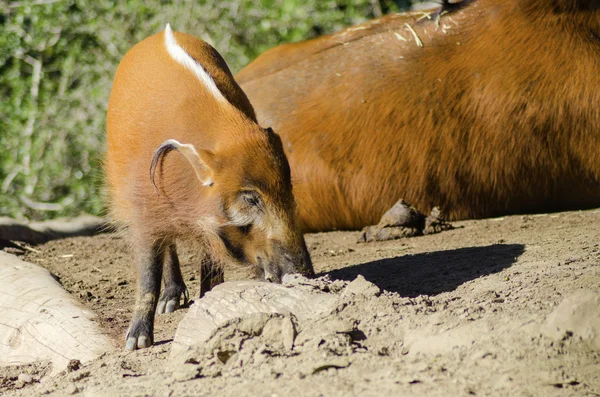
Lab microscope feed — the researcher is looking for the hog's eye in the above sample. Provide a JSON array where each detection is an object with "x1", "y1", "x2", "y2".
[{"x1": 240, "y1": 190, "x2": 261, "y2": 207}]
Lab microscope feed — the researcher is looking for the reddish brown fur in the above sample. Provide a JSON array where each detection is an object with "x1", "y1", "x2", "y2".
[
  {"x1": 105, "y1": 28, "x2": 312, "y2": 349},
  {"x1": 107, "y1": 31, "x2": 256, "y2": 232},
  {"x1": 237, "y1": 0, "x2": 600, "y2": 232},
  {"x1": 106, "y1": 30, "x2": 305, "y2": 266}
]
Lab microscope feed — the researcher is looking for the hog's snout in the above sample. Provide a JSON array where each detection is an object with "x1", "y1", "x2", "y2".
[{"x1": 260, "y1": 240, "x2": 314, "y2": 283}]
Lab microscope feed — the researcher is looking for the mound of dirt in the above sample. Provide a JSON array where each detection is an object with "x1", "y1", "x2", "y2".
[
  {"x1": 543, "y1": 290, "x2": 600, "y2": 350},
  {"x1": 170, "y1": 275, "x2": 343, "y2": 358},
  {"x1": 168, "y1": 275, "x2": 388, "y2": 380}
]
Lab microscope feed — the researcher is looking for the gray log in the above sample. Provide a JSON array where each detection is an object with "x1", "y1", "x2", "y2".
[{"x1": 0, "y1": 252, "x2": 115, "y2": 375}]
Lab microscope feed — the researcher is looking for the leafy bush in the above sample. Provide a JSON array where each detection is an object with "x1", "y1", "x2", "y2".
[{"x1": 0, "y1": 0, "x2": 415, "y2": 220}]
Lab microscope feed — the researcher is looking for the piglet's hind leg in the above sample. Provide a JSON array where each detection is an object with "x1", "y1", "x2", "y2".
[{"x1": 157, "y1": 242, "x2": 189, "y2": 314}]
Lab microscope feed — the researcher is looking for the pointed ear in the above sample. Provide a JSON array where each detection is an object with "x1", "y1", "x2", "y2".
[{"x1": 150, "y1": 139, "x2": 215, "y2": 190}]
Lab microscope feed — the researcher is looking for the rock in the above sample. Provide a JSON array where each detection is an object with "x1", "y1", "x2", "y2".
[
  {"x1": 542, "y1": 290, "x2": 600, "y2": 349},
  {"x1": 342, "y1": 275, "x2": 381, "y2": 297},
  {"x1": 67, "y1": 359, "x2": 81, "y2": 372},
  {"x1": 18, "y1": 373, "x2": 33, "y2": 383}
]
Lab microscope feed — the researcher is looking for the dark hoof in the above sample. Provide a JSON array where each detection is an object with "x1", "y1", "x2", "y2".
[
  {"x1": 125, "y1": 335, "x2": 152, "y2": 350},
  {"x1": 157, "y1": 286, "x2": 189, "y2": 314},
  {"x1": 378, "y1": 199, "x2": 426, "y2": 229},
  {"x1": 358, "y1": 200, "x2": 454, "y2": 243},
  {"x1": 125, "y1": 318, "x2": 154, "y2": 350}
]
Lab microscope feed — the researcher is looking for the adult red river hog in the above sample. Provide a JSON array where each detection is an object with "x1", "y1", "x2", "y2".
[
  {"x1": 236, "y1": 0, "x2": 600, "y2": 232},
  {"x1": 105, "y1": 24, "x2": 314, "y2": 350}
]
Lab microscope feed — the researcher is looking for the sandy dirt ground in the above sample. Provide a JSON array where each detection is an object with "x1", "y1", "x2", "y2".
[{"x1": 1, "y1": 209, "x2": 600, "y2": 396}]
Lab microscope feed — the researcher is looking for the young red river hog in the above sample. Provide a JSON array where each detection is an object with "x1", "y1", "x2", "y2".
[
  {"x1": 105, "y1": 24, "x2": 314, "y2": 350},
  {"x1": 236, "y1": 0, "x2": 600, "y2": 232}
]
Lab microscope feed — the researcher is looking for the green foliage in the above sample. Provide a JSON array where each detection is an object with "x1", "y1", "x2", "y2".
[{"x1": 0, "y1": 0, "x2": 414, "y2": 220}]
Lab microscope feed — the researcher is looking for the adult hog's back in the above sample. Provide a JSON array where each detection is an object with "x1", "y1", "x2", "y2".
[{"x1": 236, "y1": 0, "x2": 600, "y2": 232}]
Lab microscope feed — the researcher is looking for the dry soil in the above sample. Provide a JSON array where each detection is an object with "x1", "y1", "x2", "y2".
[{"x1": 1, "y1": 209, "x2": 600, "y2": 396}]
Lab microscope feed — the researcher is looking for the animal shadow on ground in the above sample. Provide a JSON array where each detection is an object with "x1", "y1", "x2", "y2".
[{"x1": 326, "y1": 244, "x2": 525, "y2": 297}]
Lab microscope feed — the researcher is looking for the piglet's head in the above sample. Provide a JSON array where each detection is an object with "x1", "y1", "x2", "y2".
[{"x1": 150, "y1": 124, "x2": 314, "y2": 282}]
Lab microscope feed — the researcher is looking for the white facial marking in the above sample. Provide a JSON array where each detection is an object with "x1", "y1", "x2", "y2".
[
  {"x1": 226, "y1": 207, "x2": 256, "y2": 228},
  {"x1": 164, "y1": 23, "x2": 226, "y2": 102}
]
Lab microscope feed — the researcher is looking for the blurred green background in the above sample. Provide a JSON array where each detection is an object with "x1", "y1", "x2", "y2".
[{"x1": 0, "y1": 0, "x2": 422, "y2": 220}]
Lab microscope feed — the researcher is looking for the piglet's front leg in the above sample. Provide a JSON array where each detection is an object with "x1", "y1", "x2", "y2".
[{"x1": 126, "y1": 239, "x2": 164, "y2": 350}]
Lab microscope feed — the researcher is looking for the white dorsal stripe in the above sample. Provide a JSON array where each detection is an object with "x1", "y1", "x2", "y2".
[{"x1": 164, "y1": 23, "x2": 226, "y2": 102}]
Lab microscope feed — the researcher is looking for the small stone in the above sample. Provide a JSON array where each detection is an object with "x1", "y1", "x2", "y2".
[
  {"x1": 377, "y1": 346, "x2": 390, "y2": 356},
  {"x1": 18, "y1": 373, "x2": 33, "y2": 384},
  {"x1": 67, "y1": 359, "x2": 81, "y2": 372},
  {"x1": 343, "y1": 275, "x2": 381, "y2": 297},
  {"x1": 66, "y1": 384, "x2": 79, "y2": 394}
]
